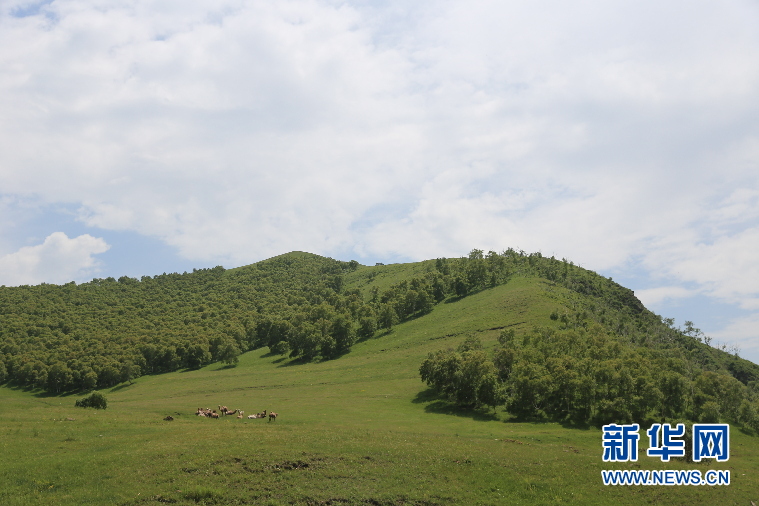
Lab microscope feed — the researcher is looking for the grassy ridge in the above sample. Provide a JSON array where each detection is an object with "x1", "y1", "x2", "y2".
[{"x1": 1, "y1": 275, "x2": 758, "y2": 504}]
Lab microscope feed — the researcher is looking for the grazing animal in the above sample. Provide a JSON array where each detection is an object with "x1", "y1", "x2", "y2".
[
  {"x1": 268, "y1": 412, "x2": 278, "y2": 422},
  {"x1": 163, "y1": 416, "x2": 174, "y2": 421},
  {"x1": 246, "y1": 409, "x2": 267, "y2": 419}
]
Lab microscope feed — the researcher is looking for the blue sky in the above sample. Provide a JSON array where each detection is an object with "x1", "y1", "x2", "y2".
[{"x1": 1, "y1": 0, "x2": 758, "y2": 362}]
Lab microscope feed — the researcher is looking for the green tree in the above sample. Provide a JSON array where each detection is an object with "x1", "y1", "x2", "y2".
[
  {"x1": 75, "y1": 391, "x2": 108, "y2": 409},
  {"x1": 416, "y1": 290, "x2": 434, "y2": 315},
  {"x1": 271, "y1": 340, "x2": 291, "y2": 356},
  {"x1": 659, "y1": 371, "x2": 689, "y2": 419},
  {"x1": 47, "y1": 362, "x2": 73, "y2": 393},
  {"x1": 377, "y1": 304, "x2": 398, "y2": 331},
  {"x1": 453, "y1": 277, "x2": 468, "y2": 297},
  {"x1": 120, "y1": 361, "x2": 140, "y2": 385},
  {"x1": 478, "y1": 372, "x2": 506, "y2": 413},
  {"x1": 331, "y1": 314, "x2": 356, "y2": 354},
  {"x1": 83, "y1": 370, "x2": 98, "y2": 391},
  {"x1": 186, "y1": 343, "x2": 212, "y2": 369},
  {"x1": 357, "y1": 316, "x2": 377, "y2": 340},
  {"x1": 218, "y1": 340, "x2": 241, "y2": 366}
]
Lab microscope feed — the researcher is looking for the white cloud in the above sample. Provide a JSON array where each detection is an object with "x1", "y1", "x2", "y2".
[
  {"x1": 635, "y1": 286, "x2": 697, "y2": 307},
  {"x1": 711, "y1": 313, "x2": 759, "y2": 362},
  {"x1": 0, "y1": 232, "x2": 110, "y2": 286}
]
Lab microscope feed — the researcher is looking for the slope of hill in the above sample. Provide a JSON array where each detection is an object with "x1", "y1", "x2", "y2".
[
  {"x1": 1, "y1": 249, "x2": 757, "y2": 414},
  {"x1": 1, "y1": 250, "x2": 758, "y2": 504}
]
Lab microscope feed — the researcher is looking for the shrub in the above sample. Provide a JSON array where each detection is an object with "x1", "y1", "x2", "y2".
[{"x1": 75, "y1": 391, "x2": 108, "y2": 409}]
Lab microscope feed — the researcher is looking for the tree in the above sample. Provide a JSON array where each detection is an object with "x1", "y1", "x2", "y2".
[
  {"x1": 83, "y1": 371, "x2": 98, "y2": 391},
  {"x1": 432, "y1": 277, "x2": 447, "y2": 302},
  {"x1": 478, "y1": 373, "x2": 506, "y2": 413},
  {"x1": 331, "y1": 315, "x2": 356, "y2": 354},
  {"x1": 420, "y1": 342, "x2": 504, "y2": 410},
  {"x1": 271, "y1": 340, "x2": 290, "y2": 356},
  {"x1": 357, "y1": 316, "x2": 377, "y2": 340},
  {"x1": 186, "y1": 343, "x2": 212, "y2": 369},
  {"x1": 659, "y1": 372, "x2": 689, "y2": 419},
  {"x1": 453, "y1": 277, "x2": 468, "y2": 297},
  {"x1": 377, "y1": 304, "x2": 398, "y2": 331},
  {"x1": 218, "y1": 340, "x2": 241, "y2": 366},
  {"x1": 320, "y1": 335, "x2": 337, "y2": 358},
  {"x1": 98, "y1": 364, "x2": 121, "y2": 388},
  {"x1": 120, "y1": 361, "x2": 140, "y2": 385},
  {"x1": 416, "y1": 290, "x2": 434, "y2": 315},
  {"x1": 47, "y1": 362, "x2": 73, "y2": 393},
  {"x1": 75, "y1": 391, "x2": 108, "y2": 409},
  {"x1": 466, "y1": 250, "x2": 487, "y2": 290}
]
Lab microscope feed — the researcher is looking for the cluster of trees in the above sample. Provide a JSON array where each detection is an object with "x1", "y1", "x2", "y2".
[
  {"x1": 420, "y1": 336, "x2": 505, "y2": 412},
  {"x1": 248, "y1": 249, "x2": 520, "y2": 361},
  {"x1": 0, "y1": 250, "x2": 502, "y2": 394},
  {"x1": 421, "y1": 327, "x2": 759, "y2": 429},
  {"x1": 0, "y1": 254, "x2": 365, "y2": 393},
  {"x1": 253, "y1": 272, "x2": 447, "y2": 359}
]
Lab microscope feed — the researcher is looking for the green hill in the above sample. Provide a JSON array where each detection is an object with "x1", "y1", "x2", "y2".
[{"x1": 1, "y1": 250, "x2": 758, "y2": 504}]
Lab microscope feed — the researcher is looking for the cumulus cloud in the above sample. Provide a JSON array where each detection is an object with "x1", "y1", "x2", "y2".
[
  {"x1": 0, "y1": 232, "x2": 110, "y2": 286},
  {"x1": 711, "y1": 314, "x2": 759, "y2": 362},
  {"x1": 635, "y1": 286, "x2": 697, "y2": 308}
]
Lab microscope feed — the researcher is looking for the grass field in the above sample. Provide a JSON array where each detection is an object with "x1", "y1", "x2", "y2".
[{"x1": 1, "y1": 276, "x2": 758, "y2": 505}]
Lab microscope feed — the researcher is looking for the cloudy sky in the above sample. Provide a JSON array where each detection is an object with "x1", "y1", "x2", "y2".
[{"x1": 1, "y1": 0, "x2": 758, "y2": 361}]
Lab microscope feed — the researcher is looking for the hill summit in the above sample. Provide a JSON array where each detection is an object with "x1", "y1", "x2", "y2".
[{"x1": 0, "y1": 248, "x2": 757, "y2": 428}]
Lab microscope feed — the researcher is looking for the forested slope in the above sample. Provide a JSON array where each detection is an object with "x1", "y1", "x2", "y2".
[{"x1": 1, "y1": 248, "x2": 757, "y2": 429}]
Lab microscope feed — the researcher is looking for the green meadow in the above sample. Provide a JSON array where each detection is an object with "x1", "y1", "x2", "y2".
[{"x1": 1, "y1": 276, "x2": 758, "y2": 505}]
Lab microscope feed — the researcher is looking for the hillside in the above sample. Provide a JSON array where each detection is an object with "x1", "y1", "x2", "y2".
[
  {"x1": 1, "y1": 249, "x2": 755, "y2": 401},
  {"x1": 1, "y1": 250, "x2": 759, "y2": 503}
]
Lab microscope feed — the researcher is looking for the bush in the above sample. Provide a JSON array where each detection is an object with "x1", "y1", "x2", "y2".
[{"x1": 75, "y1": 391, "x2": 108, "y2": 409}]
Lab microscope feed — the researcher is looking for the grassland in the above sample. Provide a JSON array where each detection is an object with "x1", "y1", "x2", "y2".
[{"x1": 1, "y1": 271, "x2": 757, "y2": 505}]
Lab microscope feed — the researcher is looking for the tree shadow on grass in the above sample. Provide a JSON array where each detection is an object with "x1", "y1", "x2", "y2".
[
  {"x1": 411, "y1": 388, "x2": 439, "y2": 404},
  {"x1": 276, "y1": 356, "x2": 312, "y2": 368},
  {"x1": 412, "y1": 388, "x2": 499, "y2": 422},
  {"x1": 212, "y1": 364, "x2": 238, "y2": 371},
  {"x1": 442, "y1": 287, "x2": 489, "y2": 304},
  {"x1": 356, "y1": 328, "x2": 393, "y2": 344},
  {"x1": 4, "y1": 382, "x2": 83, "y2": 399},
  {"x1": 557, "y1": 419, "x2": 594, "y2": 431},
  {"x1": 498, "y1": 413, "x2": 595, "y2": 430},
  {"x1": 274, "y1": 350, "x2": 352, "y2": 367},
  {"x1": 108, "y1": 382, "x2": 135, "y2": 393}
]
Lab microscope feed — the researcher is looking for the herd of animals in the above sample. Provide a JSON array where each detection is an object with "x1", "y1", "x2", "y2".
[{"x1": 194, "y1": 405, "x2": 278, "y2": 421}]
